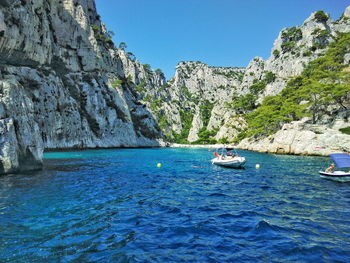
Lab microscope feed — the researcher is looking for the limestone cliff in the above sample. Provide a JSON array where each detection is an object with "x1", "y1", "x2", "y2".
[
  {"x1": 0, "y1": 0, "x2": 164, "y2": 174},
  {"x1": 141, "y1": 61, "x2": 246, "y2": 143},
  {"x1": 235, "y1": 8, "x2": 350, "y2": 155},
  {"x1": 153, "y1": 7, "x2": 350, "y2": 155}
]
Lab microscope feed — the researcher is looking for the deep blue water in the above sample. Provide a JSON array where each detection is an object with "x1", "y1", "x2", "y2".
[{"x1": 1, "y1": 148, "x2": 350, "y2": 262}]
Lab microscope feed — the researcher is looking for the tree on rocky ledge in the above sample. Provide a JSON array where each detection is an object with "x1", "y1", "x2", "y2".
[{"x1": 119, "y1": 42, "x2": 127, "y2": 50}]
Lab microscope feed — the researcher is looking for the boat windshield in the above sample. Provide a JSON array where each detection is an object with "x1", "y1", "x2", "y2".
[{"x1": 214, "y1": 148, "x2": 238, "y2": 157}]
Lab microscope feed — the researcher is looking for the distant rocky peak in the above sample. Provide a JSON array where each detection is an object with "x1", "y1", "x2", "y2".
[
  {"x1": 344, "y1": 5, "x2": 350, "y2": 18},
  {"x1": 303, "y1": 10, "x2": 330, "y2": 25},
  {"x1": 334, "y1": 6, "x2": 350, "y2": 33}
]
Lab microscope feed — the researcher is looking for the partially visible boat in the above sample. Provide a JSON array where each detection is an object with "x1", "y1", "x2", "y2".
[
  {"x1": 319, "y1": 171, "x2": 350, "y2": 182},
  {"x1": 211, "y1": 148, "x2": 246, "y2": 168},
  {"x1": 319, "y1": 153, "x2": 350, "y2": 182}
]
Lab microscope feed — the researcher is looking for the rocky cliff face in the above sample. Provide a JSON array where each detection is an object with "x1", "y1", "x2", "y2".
[
  {"x1": 235, "y1": 8, "x2": 350, "y2": 155},
  {"x1": 0, "y1": 0, "x2": 164, "y2": 174},
  {"x1": 237, "y1": 118, "x2": 350, "y2": 156},
  {"x1": 139, "y1": 61, "x2": 246, "y2": 143},
  {"x1": 152, "y1": 7, "x2": 350, "y2": 155}
]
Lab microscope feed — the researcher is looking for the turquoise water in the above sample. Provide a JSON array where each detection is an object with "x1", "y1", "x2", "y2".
[{"x1": 1, "y1": 148, "x2": 350, "y2": 262}]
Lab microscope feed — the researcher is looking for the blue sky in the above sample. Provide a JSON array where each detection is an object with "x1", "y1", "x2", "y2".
[{"x1": 95, "y1": 0, "x2": 349, "y2": 79}]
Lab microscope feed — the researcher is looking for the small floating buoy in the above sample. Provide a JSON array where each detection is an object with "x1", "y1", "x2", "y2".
[
  {"x1": 157, "y1": 163, "x2": 162, "y2": 168},
  {"x1": 256, "y1": 164, "x2": 260, "y2": 169}
]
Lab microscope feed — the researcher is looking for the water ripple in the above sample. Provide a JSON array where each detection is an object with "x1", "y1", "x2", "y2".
[{"x1": 0, "y1": 148, "x2": 350, "y2": 262}]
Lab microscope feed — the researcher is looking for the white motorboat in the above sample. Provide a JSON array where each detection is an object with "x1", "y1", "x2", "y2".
[
  {"x1": 319, "y1": 171, "x2": 350, "y2": 182},
  {"x1": 319, "y1": 153, "x2": 350, "y2": 182},
  {"x1": 211, "y1": 148, "x2": 246, "y2": 168}
]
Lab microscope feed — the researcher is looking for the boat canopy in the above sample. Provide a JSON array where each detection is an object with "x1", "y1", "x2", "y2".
[{"x1": 330, "y1": 153, "x2": 350, "y2": 168}]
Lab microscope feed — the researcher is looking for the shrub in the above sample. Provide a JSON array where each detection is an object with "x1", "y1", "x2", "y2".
[
  {"x1": 218, "y1": 137, "x2": 229, "y2": 144},
  {"x1": 158, "y1": 115, "x2": 168, "y2": 130},
  {"x1": 104, "y1": 37, "x2": 114, "y2": 47},
  {"x1": 143, "y1": 64, "x2": 151, "y2": 70},
  {"x1": 119, "y1": 42, "x2": 127, "y2": 50},
  {"x1": 134, "y1": 82, "x2": 146, "y2": 92},
  {"x1": 312, "y1": 29, "x2": 330, "y2": 49},
  {"x1": 151, "y1": 99, "x2": 162, "y2": 111},
  {"x1": 127, "y1": 75, "x2": 133, "y2": 83},
  {"x1": 233, "y1": 130, "x2": 248, "y2": 143},
  {"x1": 192, "y1": 127, "x2": 218, "y2": 144},
  {"x1": 310, "y1": 45, "x2": 317, "y2": 52},
  {"x1": 213, "y1": 70, "x2": 244, "y2": 80},
  {"x1": 303, "y1": 50, "x2": 312, "y2": 57},
  {"x1": 250, "y1": 81, "x2": 266, "y2": 94},
  {"x1": 280, "y1": 27, "x2": 302, "y2": 53},
  {"x1": 143, "y1": 64, "x2": 152, "y2": 75},
  {"x1": 339, "y1": 127, "x2": 350, "y2": 135},
  {"x1": 199, "y1": 100, "x2": 214, "y2": 127},
  {"x1": 127, "y1": 52, "x2": 136, "y2": 61},
  {"x1": 273, "y1": 49, "x2": 280, "y2": 58},
  {"x1": 111, "y1": 79, "x2": 122, "y2": 88},
  {"x1": 264, "y1": 71, "x2": 276, "y2": 83},
  {"x1": 172, "y1": 110, "x2": 194, "y2": 143},
  {"x1": 282, "y1": 27, "x2": 303, "y2": 42},
  {"x1": 281, "y1": 41, "x2": 296, "y2": 53},
  {"x1": 180, "y1": 85, "x2": 192, "y2": 98},
  {"x1": 155, "y1": 69, "x2": 163, "y2": 75},
  {"x1": 232, "y1": 94, "x2": 257, "y2": 113},
  {"x1": 91, "y1": 24, "x2": 99, "y2": 33},
  {"x1": 314, "y1": 11, "x2": 329, "y2": 23}
]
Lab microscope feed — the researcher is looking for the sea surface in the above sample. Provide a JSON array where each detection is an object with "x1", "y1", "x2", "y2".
[{"x1": 1, "y1": 148, "x2": 350, "y2": 262}]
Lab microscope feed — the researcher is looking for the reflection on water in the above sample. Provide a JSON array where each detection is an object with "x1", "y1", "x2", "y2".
[{"x1": 0, "y1": 148, "x2": 349, "y2": 262}]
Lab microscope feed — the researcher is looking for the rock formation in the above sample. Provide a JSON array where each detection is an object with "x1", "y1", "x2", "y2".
[
  {"x1": 149, "y1": 6, "x2": 350, "y2": 155},
  {"x1": 0, "y1": 0, "x2": 164, "y2": 174},
  {"x1": 235, "y1": 8, "x2": 350, "y2": 155}
]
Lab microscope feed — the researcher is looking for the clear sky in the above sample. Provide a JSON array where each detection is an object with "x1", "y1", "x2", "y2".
[{"x1": 95, "y1": 0, "x2": 349, "y2": 79}]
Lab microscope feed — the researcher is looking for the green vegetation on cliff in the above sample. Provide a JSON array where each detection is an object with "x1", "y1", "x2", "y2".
[
  {"x1": 193, "y1": 128, "x2": 218, "y2": 144},
  {"x1": 199, "y1": 100, "x2": 214, "y2": 127},
  {"x1": 193, "y1": 100, "x2": 217, "y2": 144},
  {"x1": 213, "y1": 70, "x2": 244, "y2": 81},
  {"x1": 236, "y1": 32, "x2": 350, "y2": 140},
  {"x1": 229, "y1": 71, "x2": 275, "y2": 114},
  {"x1": 171, "y1": 110, "x2": 194, "y2": 144},
  {"x1": 281, "y1": 26, "x2": 303, "y2": 53},
  {"x1": 339, "y1": 126, "x2": 350, "y2": 135},
  {"x1": 314, "y1": 10, "x2": 329, "y2": 23}
]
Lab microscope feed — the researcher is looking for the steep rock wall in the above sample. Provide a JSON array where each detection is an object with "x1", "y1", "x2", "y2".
[
  {"x1": 141, "y1": 61, "x2": 246, "y2": 142},
  {"x1": 0, "y1": 0, "x2": 164, "y2": 174}
]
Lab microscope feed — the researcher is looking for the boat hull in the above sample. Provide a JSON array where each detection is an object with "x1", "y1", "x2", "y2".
[
  {"x1": 319, "y1": 171, "x2": 350, "y2": 182},
  {"x1": 212, "y1": 157, "x2": 246, "y2": 168}
]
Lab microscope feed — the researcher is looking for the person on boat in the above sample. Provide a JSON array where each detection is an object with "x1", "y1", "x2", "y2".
[{"x1": 325, "y1": 163, "x2": 335, "y2": 173}]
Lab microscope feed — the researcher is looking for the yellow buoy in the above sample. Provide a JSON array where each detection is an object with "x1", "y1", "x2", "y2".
[
  {"x1": 157, "y1": 163, "x2": 162, "y2": 168},
  {"x1": 256, "y1": 164, "x2": 260, "y2": 169}
]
